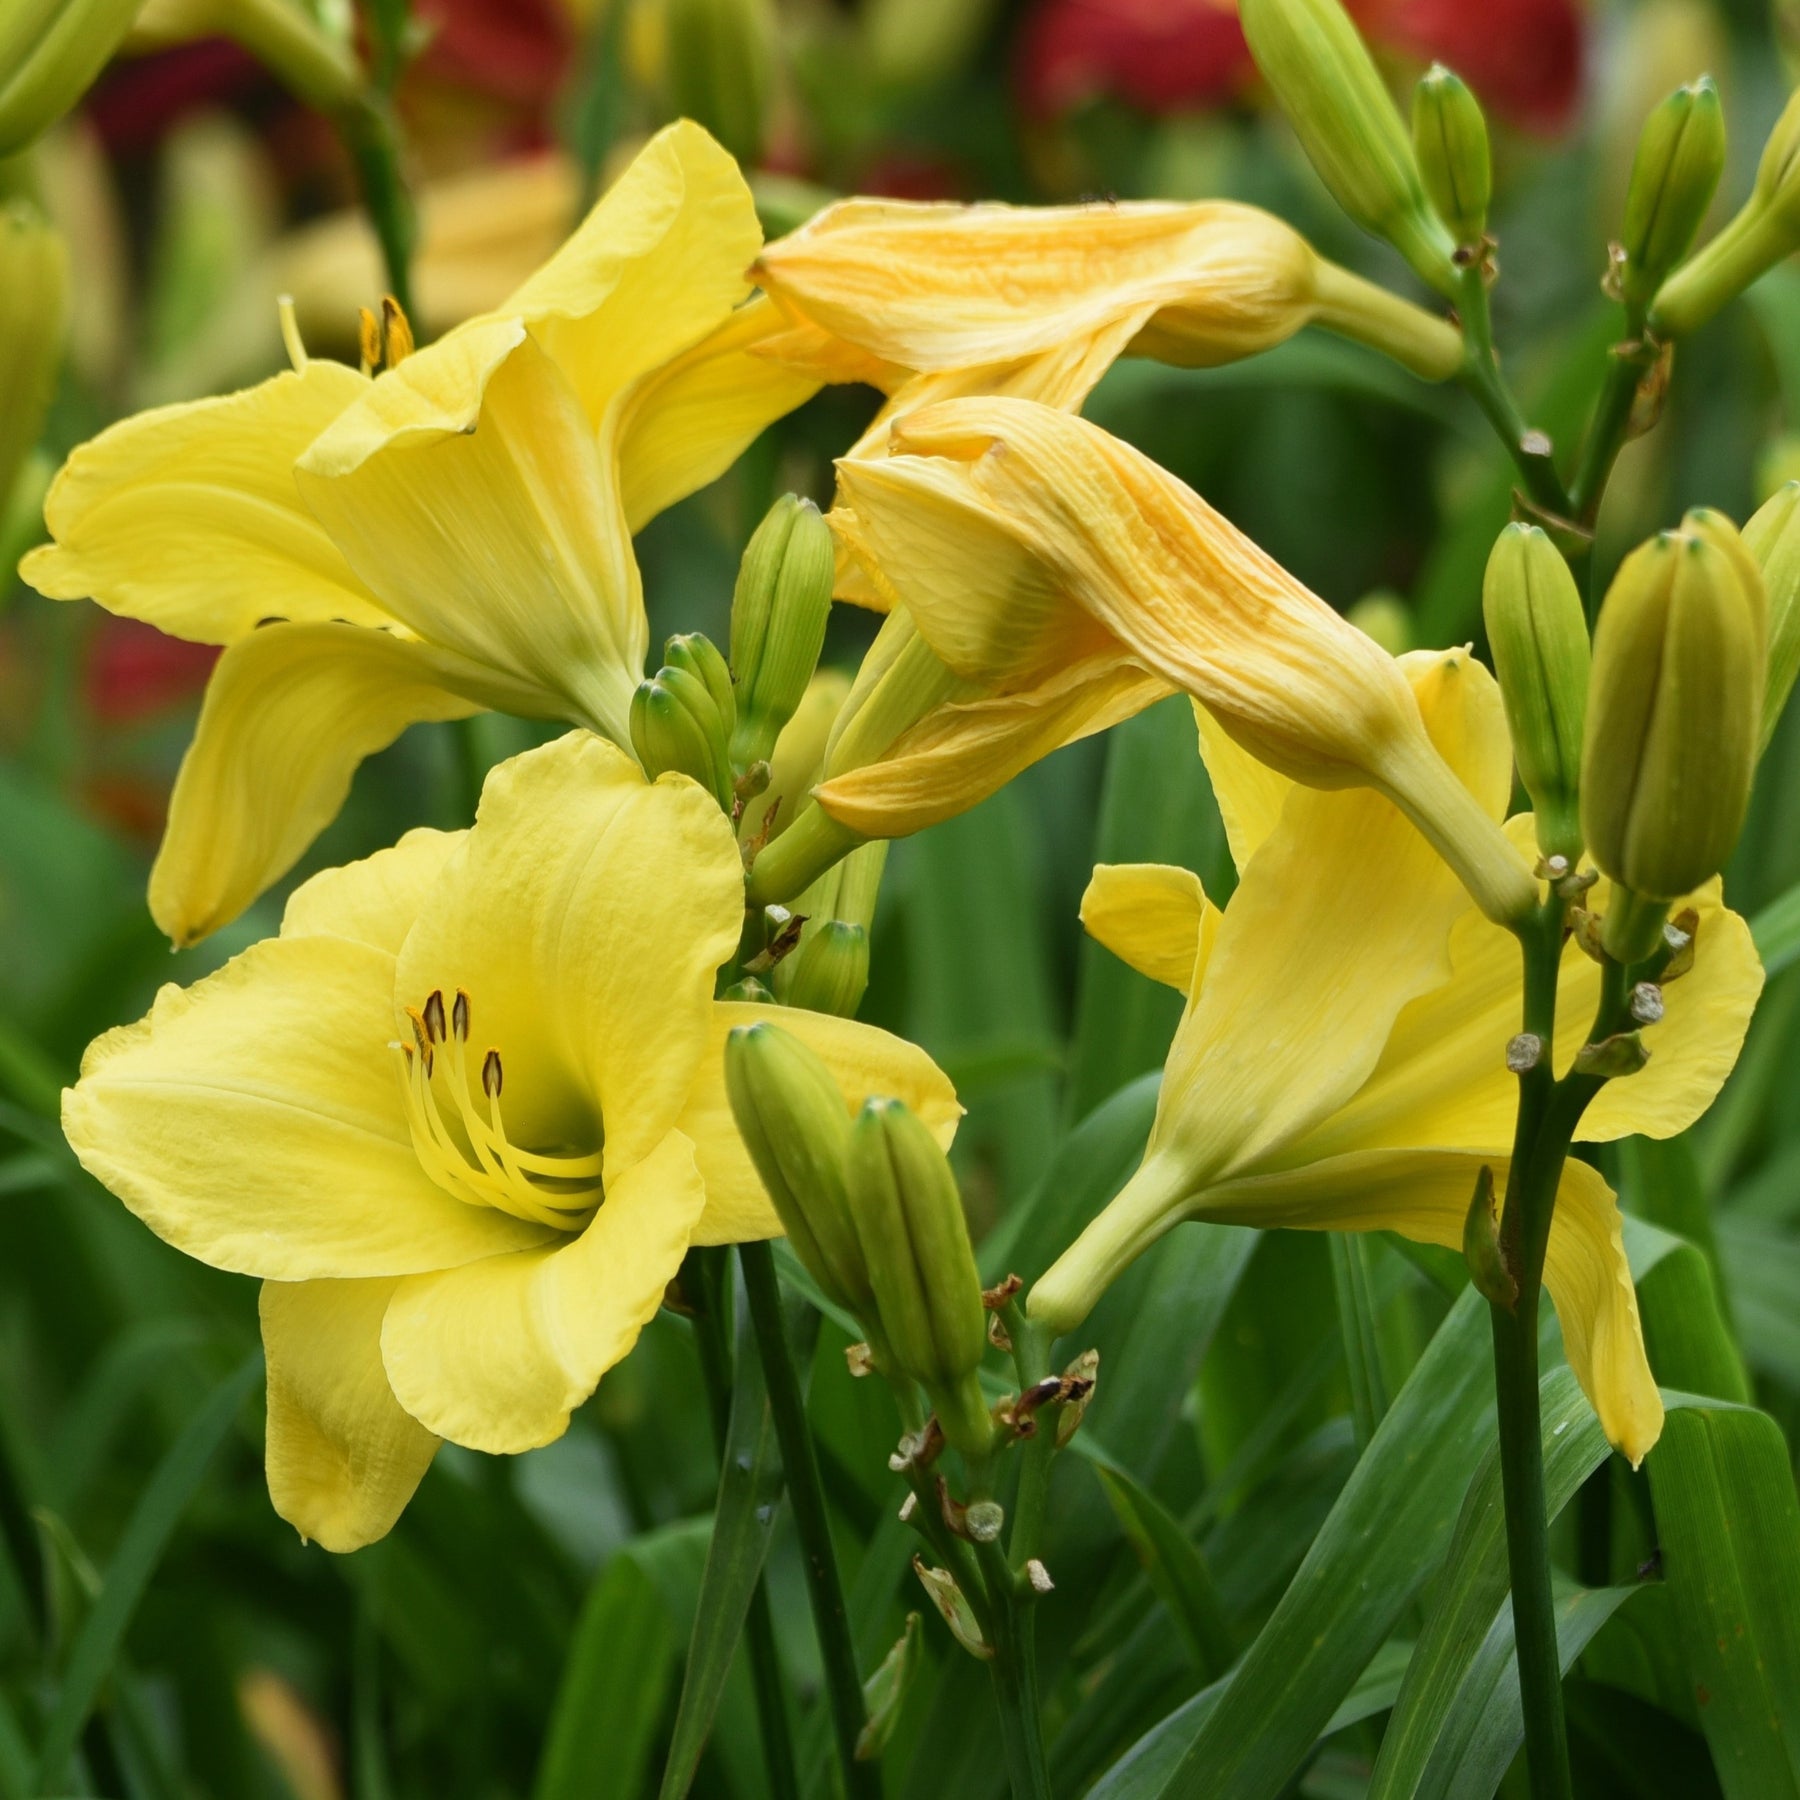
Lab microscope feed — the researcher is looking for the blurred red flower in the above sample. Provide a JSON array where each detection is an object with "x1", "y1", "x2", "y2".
[
  {"x1": 1017, "y1": 0, "x2": 1582, "y2": 134},
  {"x1": 85, "y1": 619, "x2": 219, "y2": 725}
]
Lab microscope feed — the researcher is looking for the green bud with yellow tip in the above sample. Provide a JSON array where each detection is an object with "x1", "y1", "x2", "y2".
[
  {"x1": 663, "y1": 632, "x2": 735, "y2": 739},
  {"x1": 1482, "y1": 524, "x2": 1591, "y2": 864},
  {"x1": 1741, "y1": 481, "x2": 1800, "y2": 754},
  {"x1": 663, "y1": 0, "x2": 776, "y2": 166},
  {"x1": 1618, "y1": 77, "x2": 1724, "y2": 313},
  {"x1": 724, "y1": 1022, "x2": 877, "y2": 1327},
  {"x1": 1581, "y1": 510, "x2": 1766, "y2": 961},
  {"x1": 0, "y1": 0, "x2": 143, "y2": 154},
  {"x1": 629, "y1": 664, "x2": 734, "y2": 811},
  {"x1": 730, "y1": 495, "x2": 836, "y2": 771},
  {"x1": 846, "y1": 1097, "x2": 991, "y2": 1459},
  {"x1": 1413, "y1": 64, "x2": 1490, "y2": 249},
  {"x1": 1238, "y1": 0, "x2": 1458, "y2": 297},
  {"x1": 0, "y1": 198, "x2": 66, "y2": 515}
]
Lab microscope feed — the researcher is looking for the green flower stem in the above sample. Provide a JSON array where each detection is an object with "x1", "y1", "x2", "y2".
[
  {"x1": 979, "y1": 1544, "x2": 1052, "y2": 1800},
  {"x1": 1569, "y1": 329, "x2": 1654, "y2": 527},
  {"x1": 738, "y1": 1240, "x2": 881, "y2": 1800},
  {"x1": 338, "y1": 95, "x2": 417, "y2": 318},
  {"x1": 1005, "y1": 1316, "x2": 1056, "y2": 1572}
]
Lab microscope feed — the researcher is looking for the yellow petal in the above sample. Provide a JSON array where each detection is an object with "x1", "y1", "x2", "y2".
[
  {"x1": 738, "y1": 668, "x2": 849, "y2": 850},
  {"x1": 1180, "y1": 1147, "x2": 1661, "y2": 1463},
  {"x1": 1079, "y1": 862, "x2": 1217, "y2": 995},
  {"x1": 753, "y1": 197, "x2": 1319, "y2": 373},
  {"x1": 62, "y1": 934, "x2": 552, "y2": 1279},
  {"x1": 1193, "y1": 699, "x2": 1292, "y2": 872},
  {"x1": 677, "y1": 1000, "x2": 964, "y2": 1245},
  {"x1": 148, "y1": 622, "x2": 486, "y2": 947},
  {"x1": 21, "y1": 359, "x2": 386, "y2": 644},
  {"x1": 262, "y1": 1277, "x2": 439, "y2": 1552},
  {"x1": 503, "y1": 120, "x2": 762, "y2": 429},
  {"x1": 280, "y1": 828, "x2": 460, "y2": 956},
  {"x1": 615, "y1": 293, "x2": 823, "y2": 534},
  {"x1": 296, "y1": 320, "x2": 644, "y2": 742},
  {"x1": 380, "y1": 1128, "x2": 706, "y2": 1453},
  {"x1": 393, "y1": 734, "x2": 744, "y2": 1180}
]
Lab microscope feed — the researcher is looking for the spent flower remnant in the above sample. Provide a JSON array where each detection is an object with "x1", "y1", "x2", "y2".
[
  {"x1": 1029, "y1": 650, "x2": 1763, "y2": 1465},
  {"x1": 62, "y1": 736, "x2": 958, "y2": 1551},
  {"x1": 23, "y1": 121, "x2": 818, "y2": 945}
]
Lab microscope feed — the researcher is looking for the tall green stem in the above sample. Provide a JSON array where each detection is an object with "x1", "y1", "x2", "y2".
[
  {"x1": 738, "y1": 1241, "x2": 880, "y2": 1800},
  {"x1": 984, "y1": 1567, "x2": 1052, "y2": 1800},
  {"x1": 339, "y1": 96, "x2": 416, "y2": 317}
]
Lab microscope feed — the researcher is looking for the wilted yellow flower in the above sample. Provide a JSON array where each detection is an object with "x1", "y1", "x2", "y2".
[
  {"x1": 24, "y1": 122, "x2": 819, "y2": 945},
  {"x1": 1029, "y1": 651, "x2": 1764, "y2": 1466},
  {"x1": 825, "y1": 395, "x2": 1538, "y2": 926},
  {"x1": 63, "y1": 735, "x2": 957, "y2": 1551}
]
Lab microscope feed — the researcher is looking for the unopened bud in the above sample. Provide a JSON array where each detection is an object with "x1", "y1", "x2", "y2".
[
  {"x1": 1482, "y1": 524, "x2": 1590, "y2": 863},
  {"x1": 1741, "y1": 481, "x2": 1800, "y2": 753},
  {"x1": 1238, "y1": 0, "x2": 1457, "y2": 296},
  {"x1": 0, "y1": 200, "x2": 67, "y2": 513},
  {"x1": 847, "y1": 1098, "x2": 991, "y2": 1459},
  {"x1": 663, "y1": 0, "x2": 775, "y2": 165},
  {"x1": 663, "y1": 632, "x2": 735, "y2": 740},
  {"x1": 1582, "y1": 511, "x2": 1766, "y2": 959},
  {"x1": 774, "y1": 838, "x2": 888, "y2": 1017},
  {"x1": 1618, "y1": 77, "x2": 1725, "y2": 312},
  {"x1": 724, "y1": 1023, "x2": 874, "y2": 1322},
  {"x1": 0, "y1": 0, "x2": 142, "y2": 154},
  {"x1": 630, "y1": 665, "x2": 733, "y2": 810},
  {"x1": 1413, "y1": 65, "x2": 1490, "y2": 249},
  {"x1": 730, "y1": 495, "x2": 836, "y2": 769}
]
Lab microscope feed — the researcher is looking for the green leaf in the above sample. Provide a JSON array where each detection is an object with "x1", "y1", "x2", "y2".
[
  {"x1": 1717, "y1": 1221, "x2": 1800, "y2": 1390},
  {"x1": 1750, "y1": 879, "x2": 1800, "y2": 981},
  {"x1": 1646, "y1": 1401, "x2": 1800, "y2": 1799},
  {"x1": 32, "y1": 1353, "x2": 259, "y2": 1795},
  {"x1": 1094, "y1": 1463, "x2": 1234, "y2": 1679}
]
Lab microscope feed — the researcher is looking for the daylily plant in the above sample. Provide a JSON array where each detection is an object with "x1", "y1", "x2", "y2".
[
  {"x1": 1028, "y1": 650, "x2": 1762, "y2": 1465},
  {"x1": 62, "y1": 734, "x2": 958, "y2": 1551},
  {"x1": 24, "y1": 120, "x2": 818, "y2": 945}
]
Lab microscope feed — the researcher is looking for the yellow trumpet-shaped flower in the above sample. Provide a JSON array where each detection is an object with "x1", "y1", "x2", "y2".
[
  {"x1": 62, "y1": 734, "x2": 958, "y2": 1552},
  {"x1": 831, "y1": 395, "x2": 1538, "y2": 926},
  {"x1": 1029, "y1": 650, "x2": 1764, "y2": 1466},
  {"x1": 22, "y1": 121, "x2": 820, "y2": 946}
]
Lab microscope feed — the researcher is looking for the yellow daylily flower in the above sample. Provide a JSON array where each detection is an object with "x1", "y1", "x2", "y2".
[
  {"x1": 62, "y1": 735, "x2": 958, "y2": 1551},
  {"x1": 22, "y1": 120, "x2": 820, "y2": 946},
  {"x1": 829, "y1": 394, "x2": 1539, "y2": 927},
  {"x1": 1028, "y1": 650, "x2": 1764, "y2": 1467}
]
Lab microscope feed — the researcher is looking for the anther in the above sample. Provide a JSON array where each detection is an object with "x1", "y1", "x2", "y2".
[
  {"x1": 452, "y1": 989, "x2": 471, "y2": 1041},
  {"x1": 404, "y1": 1005, "x2": 432, "y2": 1061},
  {"x1": 358, "y1": 306, "x2": 381, "y2": 376},
  {"x1": 482, "y1": 1049, "x2": 504, "y2": 1098},
  {"x1": 381, "y1": 294, "x2": 414, "y2": 364},
  {"x1": 422, "y1": 989, "x2": 447, "y2": 1043}
]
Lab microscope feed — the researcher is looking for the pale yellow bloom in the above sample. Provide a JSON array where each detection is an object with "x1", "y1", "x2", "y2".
[
  {"x1": 1029, "y1": 651, "x2": 1764, "y2": 1466},
  {"x1": 23, "y1": 121, "x2": 819, "y2": 945},
  {"x1": 64, "y1": 735, "x2": 957, "y2": 1551},
  {"x1": 831, "y1": 395, "x2": 1538, "y2": 926}
]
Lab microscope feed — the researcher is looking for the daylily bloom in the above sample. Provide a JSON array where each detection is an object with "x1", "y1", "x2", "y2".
[
  {"x1": 62, "y1": 734, "x2": 959, "y2": 1551},
  {"x1": 1028, "y1": 650, "x2": 1763, "y2": 1466},
  {"x1": 23, "y1": 121, "x2": 819, "y2": 945},
  {"x1": 813, "y1": 395, "x2": 1538, "y2": 927}
]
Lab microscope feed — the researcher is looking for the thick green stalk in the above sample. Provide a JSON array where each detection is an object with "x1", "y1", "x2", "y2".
[
  {"x1": 985, "y1": 1571, "x2": 1051, "y2": 1800},
  {"x1": 339, "y1": 96, "x2": 416, "y2": 317},
  {"x1": 738, "y1": 1241, "x2": 880, "y2": 1800}
]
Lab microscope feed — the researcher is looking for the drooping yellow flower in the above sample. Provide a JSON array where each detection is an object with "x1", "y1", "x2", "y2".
[
  {"x1": 22, "y1": 121, "x2": 819, "y2": 946},
  {"x1": 62, "y1": 734, "x2": 958, "y2": 1551},
  {"x1": 829, "y1": 394, "x2": 1538, "y2": 926},
  {"x1": 1028, "y1": 650, "x2": 1763, "y2": 1466}
]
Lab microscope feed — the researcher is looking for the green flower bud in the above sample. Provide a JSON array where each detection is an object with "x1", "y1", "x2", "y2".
[
  {"x1": 1413, "y1": 64, "x2": 1491, "y2": 249},
  {"x1": 1238, "y1": 0, "x2": 1457, "y2": 297},
  {"x1": 1482, "y1": 524, "x2": 1591, "y2": 864},
  {"x1": 724, "y1": 1022, "x2": 875, "y2": 1322},
  {"x1": 730, "y1": 495, "x2": 836, "y2": 770},
  {"x1": 629, "y1": 665, "x2": 733, "y2": 810},
  {"x1": 1582, "y1": 511, "x2": 1767, "y2": 959},
  {"x1": 662, "y1": 0, "x2": 775, "y2": 165},
  {"x1": 0, "y1": 199, "x2": 66, "y2": 513},
  {"x1": 663, "y1": 631, "x2": 736, "y2": 739},
  {"x1": 1618, "y1": 77, "x2": 1724, "y2": 313},
  {"x1": 774, "y1": 839, "x2": 888, "y2": 1017},
  {"x1": 1741, "y1": 481, "x2": 1800, "y2": 755},
  {"x1": 0, "y1": 0, "x2": 142, "y2": 154},
  {"x1": 1347, "y1": 590, "x2": 1413, "y2": 655},
  {"x1": 846, "y1": 1098, "x2": 990, "y2": 1459}
]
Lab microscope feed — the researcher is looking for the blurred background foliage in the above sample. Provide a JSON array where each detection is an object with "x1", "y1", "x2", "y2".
[{"x1": 5, "y1": 0, "x2": 1800, "y2": 1795}]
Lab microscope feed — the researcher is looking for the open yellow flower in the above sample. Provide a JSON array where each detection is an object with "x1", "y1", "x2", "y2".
[
  {"x1": 1028, "y1": 650, "x2": 1764, "y2": 1466},
  {"x1": 22, "y1": 121, "x2": 819, "y2": 946},
  {"x1": 62, "y1": 735, "x2": 958, "y2": 1551},
  {"x1": 829, "y1": 394, "x2": 1538, "y2": 927}
]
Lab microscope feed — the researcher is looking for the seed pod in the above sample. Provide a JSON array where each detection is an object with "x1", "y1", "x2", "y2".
[
  {"x1": 1581, "y1": 510, "x2": 1766, "y2": 959},
  {"x1": 1619, "y1": 77, "x2": 1725, "y2": 312},
  {"x1": 629, "y1": 665, "x2": 733, "y2": 810},
  {"x1": 1741, "y1": 481, "x2": 1800, "y2": 754},
  {"x1": 730, "y1": 495, "x2": 836, "y2": 769},
  {"x1": 1413, "y1": 64, "x2": 1491, "y2": 249},
  {"x1": 1482, "y1": 524, "x2": 1591, "y2": 863},
  {"x1": 1238, "y1": 0, "x2": 1457, "y2": 296}
]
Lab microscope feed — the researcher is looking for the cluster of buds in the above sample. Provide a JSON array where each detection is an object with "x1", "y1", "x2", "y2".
[{"x1": 630, "y1": 631, "x2": 738, "y2": 812}]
